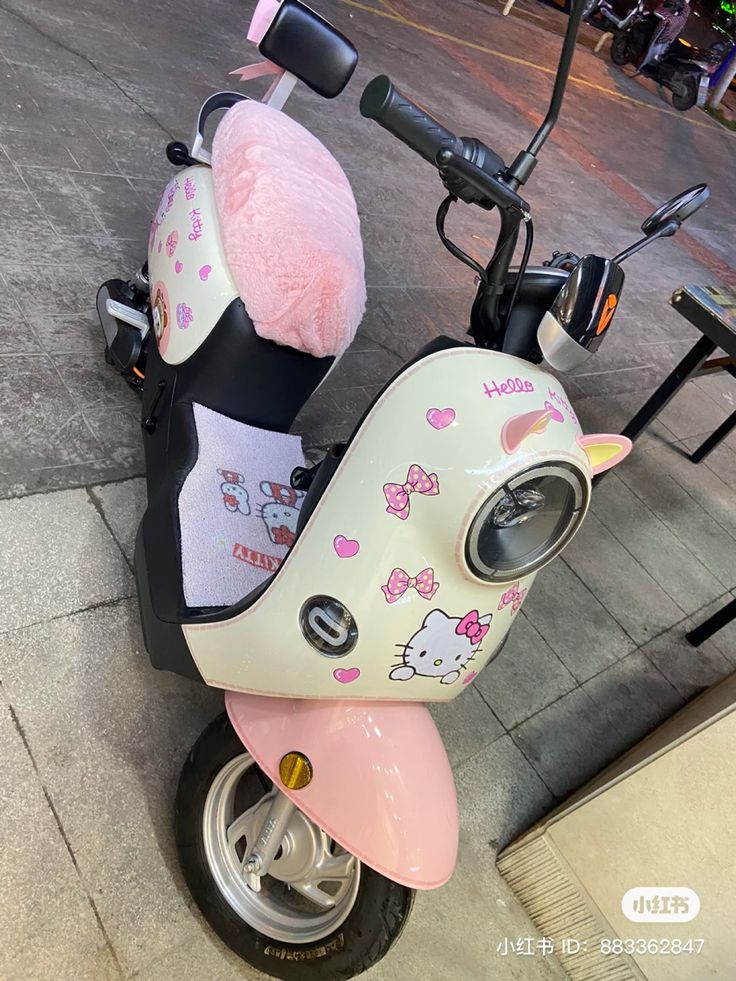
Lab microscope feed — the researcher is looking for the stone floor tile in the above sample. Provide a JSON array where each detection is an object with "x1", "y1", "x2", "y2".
[
  {"x1": 563, "y1": 512, "x2": 685, "y2": 646},
  {"x1": 0, "y1": 698, "x2": 119, "y2": 981},
  {"x1": 454, "y1": 735, "x2": 556, "y2": 850},
  {"x1": 0, "y1": 488, "x2": 132, "y2": 632},
  {"x1": 682, "y1": 435, "x2": 736, "y2": 492},
  {"x1": 641, "y1": 615, "x2": 734, "y2": 699},
  {"x1": 655, "y1": 379, "x2": 731, "y2": 440},
  {"x1": 581, "y1": 650, "x2": 684, "y2": 746},
  {"x1": 591, "y1": 473, "x2": 724, "y2": 614},
  {"x1": 428, "y1": 687, "x2": 504, "y2": 768},
  {"x1": 20, "y1": 166, "x2": 108, "y2": 238},
  {"x1": 0, "y1": 602, "x2": 224, "y2": 977},
  {"x1": 616, "y1": 443, "x2": 736, "y2": 587},
  {"x1": 523, "y1": 560, "x2": 635, "y2": 682},
  {"x1": 1, "y1": 263, "x2": 96, "y2": 320},
  {"x1": 69, "y1": 172, "x2": 152, "y2": 242},
  {"x1": 369, "y1": 837, "x2": 565, "y2": 981},
  {"x1": 510, "y1": 688, "x2": 626, "y2": 800},
  {"x1": 475, "y1": 614, "x2": 577, "y2": 730},
  {"x1": 91, "y1": 478, "x2": 147, "y2": 565},
  {"x1": 572, "y1": 392, "x2": 677, "y2": 460},
  {"x1": 0, "y1": 310, "x2": 43, "y2": 355},
  {"x1": 320, "y1": 346, "x2": 401, "y2": 392},
  {"x1": 25, "y1": 312, "x2": 105, "y2": 357}
]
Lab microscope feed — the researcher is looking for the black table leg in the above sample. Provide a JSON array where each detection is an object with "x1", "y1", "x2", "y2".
[
  {"x1": 621, "y1": 334, "x2": 717, "y2": 442},
  {"x1": 686, "y1": 597, "x2": 736, "y2": 646},
  {"x1": 689, "y1": 410, "x2": 736, "y2": 463},
  {"x1": 592, "y1": 335, "x2": 717, "y2": 488}
]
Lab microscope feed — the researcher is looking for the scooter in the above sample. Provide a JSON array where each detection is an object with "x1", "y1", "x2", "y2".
[
  {"x1": 96, "y1": 0, "x2": 710, "y2": 976},
  {"x1": 610, "y1": 9, "x2": 724, "y2": 109},
  {"x1": 583, "y1": 0, "x2": 645, "y2": 34}
]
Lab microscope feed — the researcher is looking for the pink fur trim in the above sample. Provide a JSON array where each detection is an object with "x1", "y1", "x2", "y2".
[{"x1": 212, "y1": 100, "x2": 366, "y2": 358}]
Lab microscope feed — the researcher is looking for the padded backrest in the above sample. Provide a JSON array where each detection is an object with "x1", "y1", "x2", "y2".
[
  {"x1": 259, "y1": 0, "x2": 358, "y2": 98},
  {"x1": 211, "y1": 100, "x2": 366, "y2": 359}
]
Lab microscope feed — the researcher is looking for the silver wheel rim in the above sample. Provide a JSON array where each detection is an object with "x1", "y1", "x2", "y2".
[{"x1": 202, "y1": 752, "x2": 361, "y2": 944}]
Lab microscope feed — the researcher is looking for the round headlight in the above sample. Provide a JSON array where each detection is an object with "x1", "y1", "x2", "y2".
[{"x1": 465, "y1": 462, "x2": 588, "y2": 583}]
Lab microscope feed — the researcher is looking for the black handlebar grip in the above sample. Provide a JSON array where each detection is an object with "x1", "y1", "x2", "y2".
[{"x1": 360, "y1": 75, "x2": 460, "y2": 166}]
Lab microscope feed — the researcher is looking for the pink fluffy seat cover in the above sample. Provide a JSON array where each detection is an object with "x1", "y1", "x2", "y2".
[{"x1": 211, "y1": 100, "x2": 366, "y2": 358}]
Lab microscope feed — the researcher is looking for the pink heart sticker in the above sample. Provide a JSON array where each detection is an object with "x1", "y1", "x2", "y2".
[
  {"x1": 463, "y1": 671, "x2": 478, "y2": 685},
  {"x1": 333, "y1": 535, "x2": 359, "y2": 559},
  {"x1": 175, "y1": 260, "x2": 183, "y2": 274},
  {"x1": 199, "y1": 264, "x2": 212, "y2": 282},
  {"x1": 426, "y1": 407, "x2": 456, "y2": 430},
  {"x1": 334, "y1": 667, "x2": 360, "y2": 684}
]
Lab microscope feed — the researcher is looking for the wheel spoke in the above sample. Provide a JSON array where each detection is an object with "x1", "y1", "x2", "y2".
[
  {"x1": 314, "y1": 850, "x2": 356, "y2": 883},
  {"x1": 288, "y1": 879, "x2": 338, "y2": 909}
]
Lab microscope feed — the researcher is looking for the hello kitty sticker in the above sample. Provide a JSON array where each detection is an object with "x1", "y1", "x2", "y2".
[
  {"x1": 390, "y1": 609, "x2": 492, "y2": 685},
  {"x1": 218, "y1": 469, "x2": 250, "y2": 515},
  {"x1": 258, "y1": 481, "x2": 304, "y2": 548}
]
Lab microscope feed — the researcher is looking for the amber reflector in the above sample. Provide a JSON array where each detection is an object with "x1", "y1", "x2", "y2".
[{"x1": 279, "y1": 752, "x2": 313, "y2": 790}]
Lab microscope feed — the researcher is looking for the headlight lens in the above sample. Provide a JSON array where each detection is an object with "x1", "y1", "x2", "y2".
[{"x1": 466, "y1": 462, "x2": 588, "y2": 582}]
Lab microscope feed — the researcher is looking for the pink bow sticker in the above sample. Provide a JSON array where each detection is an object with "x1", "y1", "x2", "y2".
[
  {"x1": 498, "y1": 582, "x2": 527, "y2": 615},
  {"x1": 381, "y1": 567, "x2": 439, "y2": 604},
  {"x1": 456, "y1": 610, "x2": 489, "y2": 645},
  {"x1": 383, "y1": 464, "x2": 440, "y2": 520}
]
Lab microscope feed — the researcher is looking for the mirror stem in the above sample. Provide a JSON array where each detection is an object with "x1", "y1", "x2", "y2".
[
  {"x1": 524, "y1": 0, "x2": 585, "y2": 160},
  {"x1": 612, "y1": 219, "x2": 680, "y2": 264}
]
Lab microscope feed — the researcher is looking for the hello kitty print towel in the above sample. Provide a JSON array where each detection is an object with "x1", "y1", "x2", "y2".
[{"x1": 178, "y1": 403, "x2": 305, "y2": 608}]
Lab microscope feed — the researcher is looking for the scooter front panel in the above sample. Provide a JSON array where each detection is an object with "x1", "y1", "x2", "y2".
[
  {"x1": 184, "y1": 348, "x2": 592, "y2": 701},
  {"x1": 148, "y1": 165, "x2": 238, "y2": 365}
]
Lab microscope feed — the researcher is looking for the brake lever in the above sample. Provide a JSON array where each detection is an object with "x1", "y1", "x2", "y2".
[{"x1": 436, "y1": 149, "x2": 530, "y2": 217}]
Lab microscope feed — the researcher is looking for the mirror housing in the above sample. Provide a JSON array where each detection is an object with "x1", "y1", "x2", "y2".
[
  {"x1": 537, "y1": 254, "x2": 625, "y2": 371},
  {"x1": 641, "y1": 184, "x2": 709, "y2": 236}
]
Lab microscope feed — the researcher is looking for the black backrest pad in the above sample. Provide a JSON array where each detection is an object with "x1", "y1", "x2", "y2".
[{"x1": 259, "y1": 0, "x2": 358, "y2": 98}]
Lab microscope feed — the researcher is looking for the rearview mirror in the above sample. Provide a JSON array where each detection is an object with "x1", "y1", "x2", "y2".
[{"x1": 641, "y1": 184, "x2": 709, "y2": 236}]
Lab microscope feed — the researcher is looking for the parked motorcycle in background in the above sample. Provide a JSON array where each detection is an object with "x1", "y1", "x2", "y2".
[
  {"x1": 609, "y1": 2, "x2": 725, "y2": 109},
  {"x1": 584, "y1": 0, "x2": 646, "y2": 33}
]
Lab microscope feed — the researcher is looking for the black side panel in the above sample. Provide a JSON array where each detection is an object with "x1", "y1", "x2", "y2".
[
  {"x1": 134, "y1": 524, "x2": 202, "y2": 681},
  {"x1": 471, "y1": 266, "x2": 569, "y2": 358},
  {"x1": 171, "y1": 296, "x2": 334, "y2": 432},
  {"x1": 137, "y1": 298, "x2": 333, "y2": 629}
]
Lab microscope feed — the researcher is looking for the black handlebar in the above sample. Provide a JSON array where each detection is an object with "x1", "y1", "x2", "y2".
[{"x1": 359, "y1": 75, "x2": 460, "y2": 166}]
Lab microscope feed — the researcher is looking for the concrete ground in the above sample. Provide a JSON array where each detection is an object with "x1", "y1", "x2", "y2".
[{"x1": 1, "y1": 0, "x2": 735, "y2": 978}]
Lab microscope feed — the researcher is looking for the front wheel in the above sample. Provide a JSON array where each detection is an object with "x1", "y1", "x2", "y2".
[
  {"x1": 670, "y1": 72, "x2": 699, "y2": 111},
  {"x1": 610, "y1": 33, "x2": 631, "y2": 66},
  {"x1": 176, "y1": 713, "x2": 415, "y2": 980}
]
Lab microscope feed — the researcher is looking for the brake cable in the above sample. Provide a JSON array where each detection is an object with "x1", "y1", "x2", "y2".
[
  {"x1": 503, "y1": 215, "x2": 534, "y2": 332},
  {"x1": 435, "y1": 195, "x2": 489, "y2": 287}
]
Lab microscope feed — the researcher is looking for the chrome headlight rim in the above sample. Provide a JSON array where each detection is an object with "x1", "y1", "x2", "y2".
[{"x1": 464, "y1": 460, "x2": 589, "y2": 584}]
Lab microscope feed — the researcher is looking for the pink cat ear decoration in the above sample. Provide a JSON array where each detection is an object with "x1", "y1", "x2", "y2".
[
  {"x1": 502, "y1": 407, "x2": 557, "y2": 454},
  {"x1": 576, "y1": 434, "x2": 632, "y2": 475}
]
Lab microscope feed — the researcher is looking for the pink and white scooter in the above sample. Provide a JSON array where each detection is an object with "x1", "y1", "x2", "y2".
[{"x1": 96, "y1": 0, "x2": 708, "y2": 976}]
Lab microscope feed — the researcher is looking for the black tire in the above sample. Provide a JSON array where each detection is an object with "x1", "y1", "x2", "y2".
[
  {"x1": 611, "y1": 33, "x2": 630, "y2": 66},
  {"x1": 671, "y1": 72, "x2": 698, "y2": 111},
  {"x1": 176, "y1": 713, "x2": 415, "y2": 980}
]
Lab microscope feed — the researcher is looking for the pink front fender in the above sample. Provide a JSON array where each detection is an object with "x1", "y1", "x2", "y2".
[{"x1": 225, "y1": 692, "x2": 458, "y2": 890}]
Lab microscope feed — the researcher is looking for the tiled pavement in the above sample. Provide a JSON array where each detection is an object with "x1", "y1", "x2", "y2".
[
  {"x1": 2, "y1": 373, "x2": 734, "y2": 979},
  {"x1": 1, "y1": 0, "x2": 735, "y2": 977}
]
